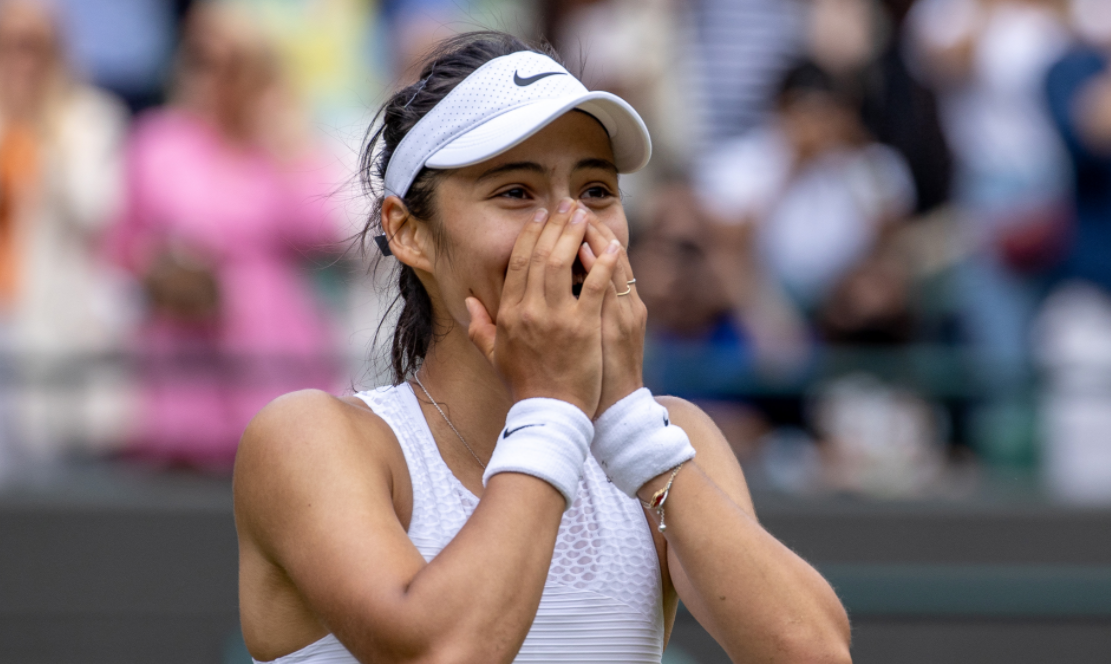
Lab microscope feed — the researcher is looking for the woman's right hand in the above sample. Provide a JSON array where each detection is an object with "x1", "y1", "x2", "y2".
[{"x1": 466, "y1": 198, "x2": 621, "y2": 417}]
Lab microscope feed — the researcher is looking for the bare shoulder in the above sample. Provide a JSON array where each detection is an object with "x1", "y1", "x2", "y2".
[
  {"x1": 234, "y1": 389, "x2": 408, "y2": 550},
  {"x1": 235, "y1": 390, "x2": 422, "y2": 658},
  {"x1": 235, "y1": 389, "x2": 394, "y2": 485},
  {"x1": 654, "y1": 395, "x2": 755, "y2": 515}
]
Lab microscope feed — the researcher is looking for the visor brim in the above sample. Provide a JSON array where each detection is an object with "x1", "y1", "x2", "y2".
[{"x1": 424, "y1": 91, "x2": 651, "y2": 173}]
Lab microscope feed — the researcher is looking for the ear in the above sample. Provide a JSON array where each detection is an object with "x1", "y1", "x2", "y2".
[{"x1": 381, "y1": 195, "x2": 435, "y2": 273}]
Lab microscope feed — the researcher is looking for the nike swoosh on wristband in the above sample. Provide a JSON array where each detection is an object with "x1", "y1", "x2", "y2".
[
  {"x1": 514, "y1": 70, "x2": 565, "y2": 86},
  {"x1": 503, "y1": 423, "x2": 545, "y2": 439}
]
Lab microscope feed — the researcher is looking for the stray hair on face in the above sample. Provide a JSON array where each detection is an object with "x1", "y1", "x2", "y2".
[{"x1": 358, "y1": 31, "x2": 570, "y2": 384}]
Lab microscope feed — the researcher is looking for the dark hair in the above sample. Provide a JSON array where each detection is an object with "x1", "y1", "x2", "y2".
[
  {"x1": 359, "y1": 31, "x2": 565, "y2": 384},
  {"x1": 776, "y1": 60, "x2": 848, "y2": 107}
]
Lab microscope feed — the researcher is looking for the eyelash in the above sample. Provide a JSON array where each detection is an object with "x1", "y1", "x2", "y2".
[
  {"x1": 583, "y1": 185, "x2": 613, "y2": 200},
  {"x1": 495, "y1": 184, "x2": 614, "y2": 201}
]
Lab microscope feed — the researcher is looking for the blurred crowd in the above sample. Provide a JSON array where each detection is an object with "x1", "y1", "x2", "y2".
[{"x1": 1, "y1": 0, "x2": 1111, "y2": 502}]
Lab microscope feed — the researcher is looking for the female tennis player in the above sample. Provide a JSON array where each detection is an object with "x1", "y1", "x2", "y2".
[{"x1": 234, "y1": 32, "x2": 851, "y2": 664}]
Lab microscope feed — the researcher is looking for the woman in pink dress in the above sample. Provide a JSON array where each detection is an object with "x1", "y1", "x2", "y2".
[{"x1": 108, "y1": 4, "x2": 341, "y2": 468}]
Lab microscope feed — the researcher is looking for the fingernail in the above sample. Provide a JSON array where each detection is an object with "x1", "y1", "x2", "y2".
[
  {"x1": 557, "y1": 198, "x2": 574, "y2": 214},
  {"x1": 533, "y1": 208, "x2": 547, "y2": 223},
  {"x1": 571, "y1": 209, "x2": 586, "y2": 225},
  {"x1": 606, "y1": 239, "x2": 620, "y2": 254}
]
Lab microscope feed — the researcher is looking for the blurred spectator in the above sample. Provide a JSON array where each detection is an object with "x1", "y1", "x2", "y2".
[
  {"x1": 1037, "y1": 1, "x2": 1111, "y2": 501},
  {"x1": 908, "y1": 0, "x2": 1073, "y2": 466},
  {"x1": 106, "y1": 2, "x2": 342, "y2": 470},
  {"x1": 629, "y1": 179, "x2": 770, "y2": 459},
  {"x1": 1046, "y1": 0, "x2": 1111, "y2": 294},
  {"x1": 0, "y1": 0, "x2": 131, "y2": 470},
  {"x1": 630, "y1": 180, "x2": 736, "y2": 344},
  {"x1": 908, "y1": 0, "x2": 1071, "y2": 357},
  {"x1": 695, "y1": 62, "x2": 915, "y2": 317},
  {"x1": 810, "y1": 0, "x2": 954, "y2": 214}
]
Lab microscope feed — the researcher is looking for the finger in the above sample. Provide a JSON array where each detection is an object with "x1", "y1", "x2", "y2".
[
  {"x1": 577, "y1": 239, "x2": 621, "y2": 316},
  {"x1": 586, "y1": 218, "x2": 634, "y2": 284},
  {"x1": 465, "y1": 297, "x2": 497, "y2": 364},
  {"x1": 502, "y1": 208, "x2": 548, "y2": 306},
  {"x1": 545, "y1": 206, "x2": 589, "y2": 302},
  {"x1": 578, "y1": 241, "x2": 597, "y2": 272},
  {"x1": 526, "y1": 198, "x2": 577, "y2": 301},
  {"x1": 584, "y1": 220, "x2": 632, "y2": 290}
]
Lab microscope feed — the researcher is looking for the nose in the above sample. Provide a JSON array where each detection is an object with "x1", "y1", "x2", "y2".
[{"x1": 540, "y1": 185, "x2": 575, "y2": 211}]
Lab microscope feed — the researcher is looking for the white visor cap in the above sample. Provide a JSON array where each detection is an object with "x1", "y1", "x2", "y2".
[{"x1": 383, "y1": 50, "x2": 652, "y2": 199}]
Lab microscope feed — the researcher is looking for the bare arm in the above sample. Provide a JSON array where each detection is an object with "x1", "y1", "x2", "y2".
[
  {"x1": 646, "y1": 398, "x2": 851, "y2": 663},
  {"x1": 579, "y1": 216, "x2": 850, "y2": 662},
  {"x1": 236, "y1": 391, "x2": 566, "y2": 664}
]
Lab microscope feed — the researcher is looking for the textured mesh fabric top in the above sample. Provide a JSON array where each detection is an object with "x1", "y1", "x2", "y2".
[{"x1": 253, "y1": 383, "x2": 665, "y2": 664}]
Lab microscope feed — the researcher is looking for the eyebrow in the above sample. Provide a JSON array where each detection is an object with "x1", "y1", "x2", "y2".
[
  {"x1": 574, "y1": 158, "x2": 618, "y2": 174},
  {"x1": 475, "y1": 161, "x2": 546, "y2": 183},
  {"x1": 475, "y1": 157, "x2": 618, "y2": 183}
]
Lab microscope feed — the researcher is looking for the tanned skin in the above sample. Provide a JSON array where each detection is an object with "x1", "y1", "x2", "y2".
[{"x1": 235, "y1": 112, "x2": 851, "y2": 664}]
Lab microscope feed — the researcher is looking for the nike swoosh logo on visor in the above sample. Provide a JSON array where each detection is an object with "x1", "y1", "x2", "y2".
[
  {"x1": 514, "y1": 71, "x2": 565, "y2": 86},
  {"x1": 503, "y1": 423, "x2": 544, "y2": 439}
]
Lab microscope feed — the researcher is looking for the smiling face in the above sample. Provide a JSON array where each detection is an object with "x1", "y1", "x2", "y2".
[{"x1": 390, "y1": 110, "x2": 627, "y2": 330}]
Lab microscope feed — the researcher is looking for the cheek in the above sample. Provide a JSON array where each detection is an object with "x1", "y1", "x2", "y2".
[
  {"x1": 601, "y1": 215, "x2": 630, "y2": 247},
  {"x1": 443, "y1": 226, "x2": 518, "y2": 299},
  {"x1": 453, "y1": 236, "x2": 517, "y2": 322}
]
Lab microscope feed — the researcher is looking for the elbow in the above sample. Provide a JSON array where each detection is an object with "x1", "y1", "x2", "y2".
[
  {"x1": 410, "y1": 636, "x2": 518, "y2": 664},
  {"x1": 784, "y1": 638, "x2": 852, "y2": 664},
  {"x1": 773, "y1": 615, "x2": 853, "y2": 664}
]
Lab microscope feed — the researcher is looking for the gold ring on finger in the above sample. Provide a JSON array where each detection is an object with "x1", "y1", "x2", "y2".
[
  {"x1": 626, "y1": 279, "x2": 636, "y2": 286},
  {"x1": 617, "y1": 285, "x2": 633, "y2": 296}
]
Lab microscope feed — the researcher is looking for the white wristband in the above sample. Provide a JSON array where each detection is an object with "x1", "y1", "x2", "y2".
[
  {"x1": 483, "y1": 398, "x2": 593, "y2": 510},
  {"x1": 592, "y1": 388, "x2": 696, "y2": 497}
]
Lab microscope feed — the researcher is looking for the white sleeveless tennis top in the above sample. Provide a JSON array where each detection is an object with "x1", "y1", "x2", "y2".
[{"x1": 253, "y1": 383, "x2": 665, "y2": 664}]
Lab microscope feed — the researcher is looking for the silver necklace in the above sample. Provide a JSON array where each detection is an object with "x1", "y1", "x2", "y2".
[{"x1": 413, "y1": 373, "x2": 487, "y2": 470}]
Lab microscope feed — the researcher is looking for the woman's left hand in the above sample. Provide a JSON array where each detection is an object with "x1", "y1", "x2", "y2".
[{"x1": 577, "y1": 208, "x2": 647, "y2": 418}]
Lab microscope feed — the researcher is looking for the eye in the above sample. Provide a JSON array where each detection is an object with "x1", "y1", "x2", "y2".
[
  {"x1": 497, "y1": 186, "x2": 530, "y2": 200},
  {"x1": 582, "y1": 185, "x2": 613, "y2": 200}
]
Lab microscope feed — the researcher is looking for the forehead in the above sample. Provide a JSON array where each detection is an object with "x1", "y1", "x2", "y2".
[{"x1": 454, "y1": 111, "x2": 616, "y2": 178}]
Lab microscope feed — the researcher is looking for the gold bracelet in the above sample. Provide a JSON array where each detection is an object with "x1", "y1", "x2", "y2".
[{"x1": 640, "y1": 462, "x2": 685, "y2": 533}]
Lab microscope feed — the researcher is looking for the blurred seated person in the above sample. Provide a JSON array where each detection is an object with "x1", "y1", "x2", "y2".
[
  {"x1": 694, "y1": 61, "x2": 916, "y2": 319},
  {"x1": 106, "y1": 2, "x2": 342, "y2": 469},
  {"x1": 808, "y1": 0, "x2": 953, "y2": 216},
  {"x1": 630, "y1": 180, "x2": 736, "y2": 344},
  {"x1": 1045, "y1": 3, "x2": 1111, "y2": 296},
  {"x1": 908, "y1": 0, "x2": 1072, "y2": 360},
  {"x1": 631, "y1": 180, "x2": 786, "y2": 458},
  {"x1": 0, "y1": 0, "x2": 130, "y2": 462}
]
